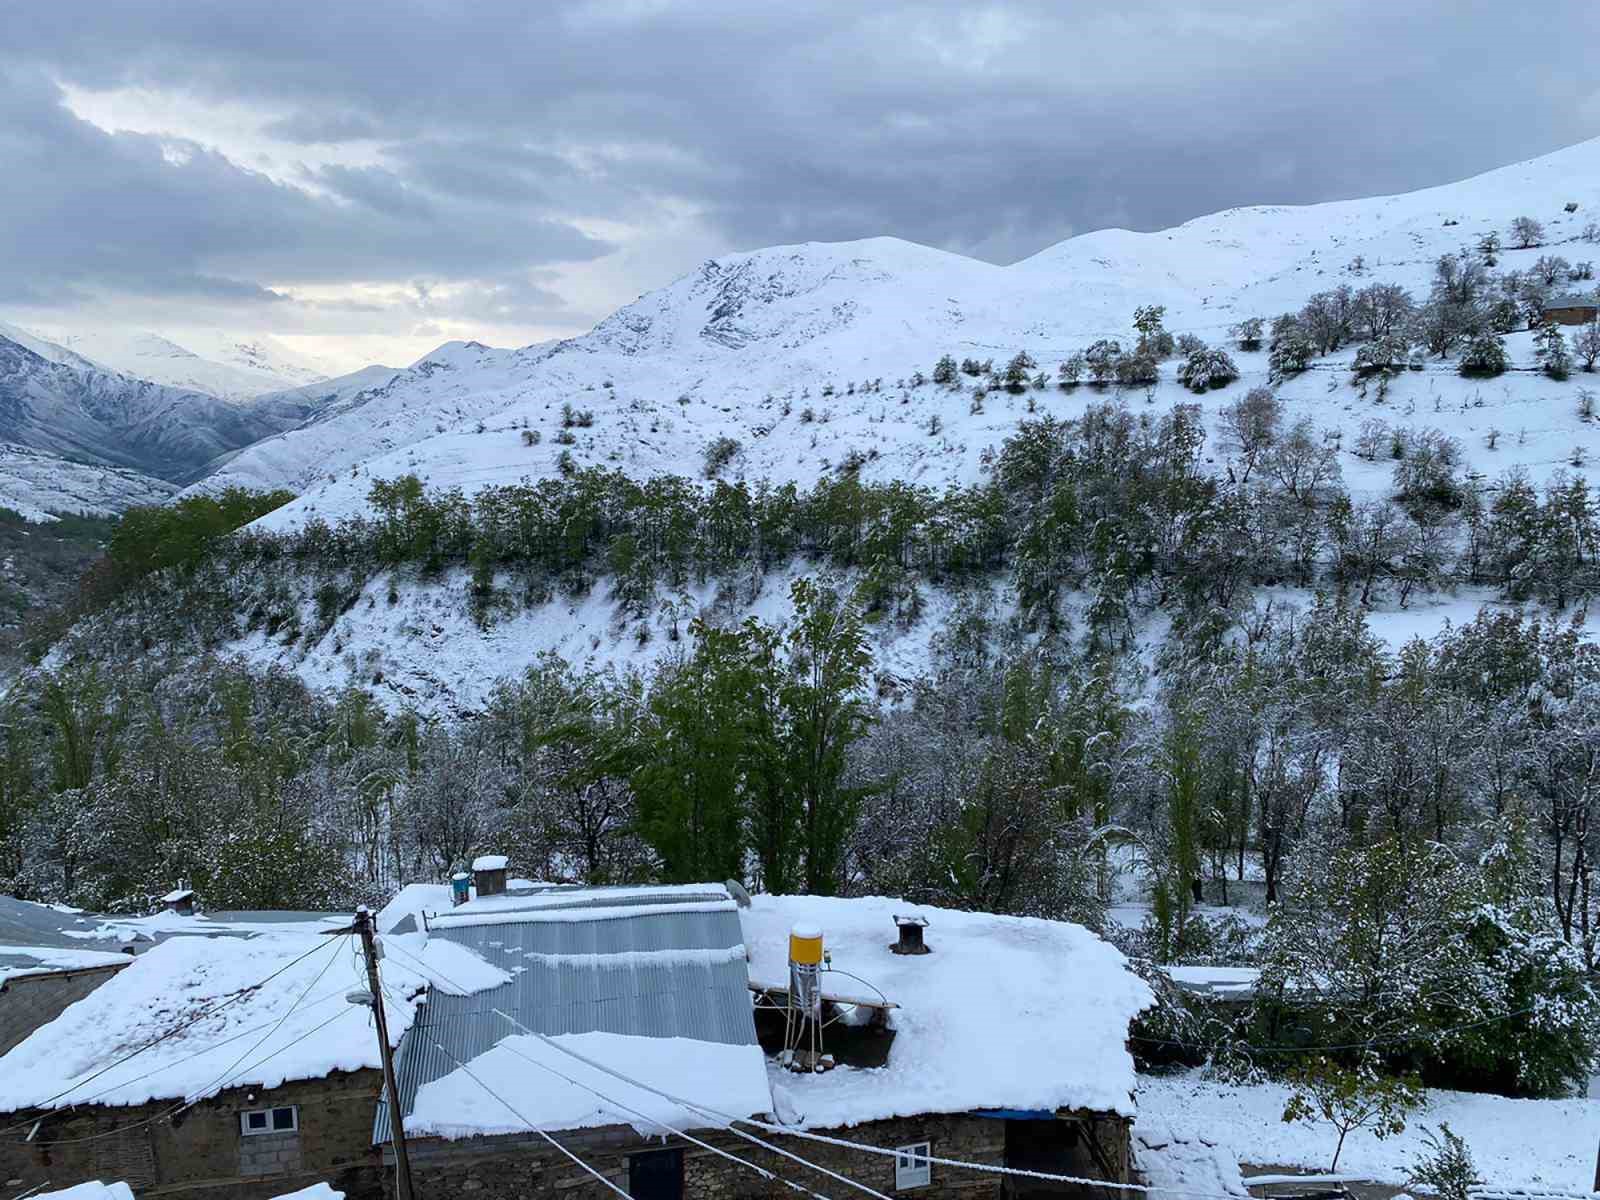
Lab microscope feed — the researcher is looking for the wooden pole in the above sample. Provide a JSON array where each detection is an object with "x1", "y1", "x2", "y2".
[{"x1": 355, "y1": 906, "x2": 416, "y2": 1200}]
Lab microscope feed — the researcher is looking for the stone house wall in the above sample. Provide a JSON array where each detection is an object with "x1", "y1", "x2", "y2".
[
  {"x1": 0, "y1": 1069, "x2": 386, "y2": 1200},
  {"x1": 403, "y1": 1110, "x2": 1131, "y2": 1200},
  {"x1": 0, "y1": 964, "x2": 130, "y2": 1057}
]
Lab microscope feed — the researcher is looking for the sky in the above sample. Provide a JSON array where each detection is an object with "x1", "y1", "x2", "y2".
[{"x1": 4, "y1": 1, "x2": 1599, "y2": 375}]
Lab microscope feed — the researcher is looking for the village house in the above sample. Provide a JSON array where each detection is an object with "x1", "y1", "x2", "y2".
[
  {"x1": 375, "y1": 869, "x2": 1152, "y2": 1200},
  {"x1": 1541, "y1": 292, "x2": 1600, "y2": 326},
  {"x1": 0, "y1": 864, "x2": 1152, "y2": 1200}
]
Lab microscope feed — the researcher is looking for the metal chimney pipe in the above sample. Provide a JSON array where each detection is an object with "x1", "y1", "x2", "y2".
[{"x1": 891, "y1": 914, "x2": 930, "y2": 955}]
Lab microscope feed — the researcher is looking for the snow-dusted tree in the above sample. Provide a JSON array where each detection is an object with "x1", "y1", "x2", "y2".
[
  {"x1": 932, "y1": 353, "x2": 958, "y2": 384},
  {"x1": 1281, "y1": 1054, "x2": 1422, "y2": 1172},
  {"x1": 1003, "y1": 351, "x2": 1037, "y2": 392},
  {"x1": 1264, "y1": 417, "x2": 1341, "y2": 504},
  {"x1": 1477, "y1": 231, "x2": 1500, "y2": 265},
  {"x1": 1536, "y1": 321, "x2": 1572, "y2": 379},
  {"x1": 1533, "y1": 254, "x2": 1573, "y2": 286},
  {"x1": 1083, "y1": 339, "x2": 1122, "y2": 386},
  {"x1": 1458, "y1": 331, "x2": 1508, "y2": 376},
  {"x1": 1057, "y1": 353, "x2": 1085, "y2": 387},
  {"x1": 1575, "y1": 321, "x2": 1600, "y2": 371},
  {"x1": 1230, "y1": 316, "x2": 1265, "y2": 351},
  {"x1": 1174, "y1": 332, "x2": 1206, "y2": 358},
  {"x1": 1510, "y1": 215, "x2": 1545, "y2": 248},
  {"x1": 1352, "y1": 283, "x2": 1414, "y2": 341},
  {"x1": 1407, "y1": 1125, "x2": 1481, "y2": 1200},
  {"x1": 1133, "y1": 305, "x2": 1175, "y2": 359},
  {"x1": 1114, "y1": 349, "x2": 1159, "y2": 387},
  {"x1": 1219, "y1": 387, "x2": 1282, "y2": 484},
  {"x1": 1352, "y1": 333, "x2": 1412, "y2": 377},
  {"x1": 1299, "y1": 285, "x2": 1356, "y2": 353},
  {"x1": 1176, "y1": 346, "x2": 1240, "y2": 392},
  {"x1": 1268, "y1": 316, "x2": 1316, "y2": 376}
]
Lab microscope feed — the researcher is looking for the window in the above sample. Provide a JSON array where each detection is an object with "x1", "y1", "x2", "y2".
[
  {"x1": 239, "y1": 1105, "x2": 298, "y2": 1136},
  {"x1": 895, "y1": 1142, "x2": 931, "y2": 1190}
]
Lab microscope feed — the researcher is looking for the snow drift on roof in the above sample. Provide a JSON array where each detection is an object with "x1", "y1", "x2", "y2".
[
  {"x1": 470, "y1": 854, "x2": 508, "y2": 871},
  {"x1": 405, "y1": 1032, "x2": 771, "y2": 1139},
  {"x1": 0, "y1": 926, "x2": 503, "y2": 1112},
  {"x1": 33, "y1": 1183, "x2": 136, "y2": 1200},
  {"x1": 742, "y1": 895, "x2": 1153, "y2": 1127}
]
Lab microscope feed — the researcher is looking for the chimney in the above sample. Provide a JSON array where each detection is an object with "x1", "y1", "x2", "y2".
[
  {"x1": 162, "y1": 886, "x2": 197, "y2": 917},
  {"x1": 890, "y1": 914, "x2": 930, "y2": 955},
  {"x1": 471, "y1": 855, "x2": 508, "y2": 898}
]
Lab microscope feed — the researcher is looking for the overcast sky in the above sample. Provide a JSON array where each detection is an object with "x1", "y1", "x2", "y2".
[{"x1": 4, "y1": 1, "x2": 1598, "y2": 372}]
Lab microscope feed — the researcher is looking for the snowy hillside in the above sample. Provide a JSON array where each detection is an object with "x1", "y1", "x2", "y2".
[
  {"x1": 182, "y1": 136, "x2": 1600, "y2": 533},
  {"x1": 0, "y1": 444, "x2": 173, "y2": 521},
  {"x1": 0, "y1": 327, "x2": 329, "y2": 482},
  {"x1": 12, "y1": 325, "x2": 328, "y2": 401}
]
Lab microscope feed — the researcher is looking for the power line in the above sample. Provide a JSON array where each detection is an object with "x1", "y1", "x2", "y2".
[
  {"x1": 384, "y1": 935, "x2": 1251, "y2": 1200},
  {"x1": 2, "y1": 935, "x2": 334, "y2": 1119},
  {"x1": 489, "y1": 1034, "x2": 842, "y2": 1200},
  {"x1": 405, "y1": 1024, "x2": 631, "y2": 1200},
  {"x1": 380, "y1": 939, "x2": 896, "y2": 1200}
]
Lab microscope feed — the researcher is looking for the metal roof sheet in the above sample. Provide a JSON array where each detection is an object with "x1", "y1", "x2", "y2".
[{"x1": 374, "y1": 890, "x2": 757, "y2": 1143}]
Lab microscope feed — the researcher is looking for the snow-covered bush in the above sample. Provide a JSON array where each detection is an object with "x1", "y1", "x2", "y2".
[
  {"x1": 1057, "y1": 353, "x2": 1085, "y2": 387},
  {"x1": 1457, "y1": 331, "x2": 1508, "y2": 376},
  {"x1": 1268, "y1": 315, "x2": 1315, "y2": 376},
  {"x1": 1535, "y1": 321, "x2": 1572, "y2": 380},
  {"x1": 1176, "y1": 346, "x2": 1239, "y2": 392},
  {"x1": 932, "y1": 354, "x2": 958, "y2": 384},
  {"x1": 701, "y1": 436, "x2": 741, "y2": 478},
  {"x1": 1352, "y1": 333, "x2": 1412, "y2": 377},
  {"x1": 1408, "y1": 1124, "x2": 1481, "y2": 1200}
]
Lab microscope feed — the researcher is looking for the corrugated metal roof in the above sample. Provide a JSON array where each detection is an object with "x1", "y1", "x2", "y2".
[{"x1": 374, "y1": 889, "x2": 758, "y2": 1143}]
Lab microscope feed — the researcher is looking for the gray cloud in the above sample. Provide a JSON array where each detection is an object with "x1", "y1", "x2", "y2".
[{"x1": 5, "y1": 1, "x2": 1599, "y2": 343}]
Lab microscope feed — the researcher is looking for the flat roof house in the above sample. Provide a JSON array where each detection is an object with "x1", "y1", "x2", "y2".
[
  {"x1": 1542, "y1": 293, "x2": 1600, "y2": 326},
  {"x1": 376, "y1": 879, "x2": 1153, "y2": 1200}
]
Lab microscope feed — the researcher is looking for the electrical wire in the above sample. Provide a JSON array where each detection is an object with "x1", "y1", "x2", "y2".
[
  {"x1": 1, "y1": 934, "x2": 334, "y2": 1120},
  {"x1": 384, "y1": 935, "x2": 1253, "y2": 1200},
  {"x1": 489, "y1": 1033, "x2": 845, "y2": 1200},
  {"x1": 5, "y1": 935, "x2": 356, "y2": 1148},
  {"x1": 406, "y1": 1026, "x2": 632, "y2": 1200}
]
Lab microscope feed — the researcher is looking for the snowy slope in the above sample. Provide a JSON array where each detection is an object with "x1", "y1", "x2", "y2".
[
  {"x1": 0, "y1": 443, "x2": 174, "y2": 520},
  {"x1": 0, "y1": 328, "x2": 326, "y2": 483},
  {"x1": 179, "y1": 136, "x2": 1600, "y2": 533}
]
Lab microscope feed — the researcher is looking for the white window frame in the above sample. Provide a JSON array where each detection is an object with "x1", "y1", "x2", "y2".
[
  {"x1": 895, "y1": 1142, "x2": 931, "y2": 1190},
  {"x1": 239, "y1": 1105, "x2": 298, "y2": 1136}
]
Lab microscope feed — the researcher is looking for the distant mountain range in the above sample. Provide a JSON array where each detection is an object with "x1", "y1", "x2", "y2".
[{"x1": 0, "y1": 323, "x2": 336, "y2": 487}]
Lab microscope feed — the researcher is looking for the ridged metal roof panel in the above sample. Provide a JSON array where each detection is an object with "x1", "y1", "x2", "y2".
[{"x1": 374, "y1": 892, "x2": 756, "y2": 1143}]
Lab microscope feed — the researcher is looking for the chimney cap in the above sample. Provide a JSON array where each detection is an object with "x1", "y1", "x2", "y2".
[{"x1": 892, "y1": 913, "x2": 928, "y2": 929}]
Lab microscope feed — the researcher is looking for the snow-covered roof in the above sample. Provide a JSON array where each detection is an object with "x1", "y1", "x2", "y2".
[
  {"x1": 383, "y1": 883, "x2": 764, "y2": 1142},
  {"x1": 161, "y1": 887, "x2": 195, "y2": 903},
  {"x1": 408, "y1": 1033, "x2": 771, "y2": 1140},
  {"x1": 0, "y1": 928, "x2": 505, "y2": 1113},
  {"x1": 33, "y1": 1183, "x2": 137, "y2": 1200},
  {"x1": 741, "y1": 895, "x2": 1154, "y2": 1127},
  {"x1": 470, "y1": 854, "x2": 508, "y2": 872},
  {"x1": 0, "y1": 943, "x2": 132, "y2": 985},
  {"x1": 1545, "y1": 293, "x2": 1599, "y2": 309}
]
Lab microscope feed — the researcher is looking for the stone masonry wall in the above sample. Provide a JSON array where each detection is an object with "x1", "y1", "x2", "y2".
[
  {"x1": 0, "y1": 964, "x2": 130, "y2": 1057},
  {"x1": 0, "y1": 1069, "x2": 386, "y2": 1200},
  {"x1": 403, "y1": 1111, "x2": 1132, "y2": 1200}
]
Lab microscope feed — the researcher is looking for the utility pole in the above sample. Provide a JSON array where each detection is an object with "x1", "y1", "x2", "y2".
[{"x1": 354, "y1": 905, "x2": 416, "y2": 1200}]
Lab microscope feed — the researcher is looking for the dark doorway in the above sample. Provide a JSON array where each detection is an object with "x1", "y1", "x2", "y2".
[
  {"x1": 629, "y1": 1148, "x2": 684, "y2": 1200},
  {"x1": 1004, "y1": 1119, "x2": 1078, "y2": 1199}
]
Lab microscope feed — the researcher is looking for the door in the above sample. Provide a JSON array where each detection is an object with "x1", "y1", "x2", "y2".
[{"x1": 629, "y1": 1148, "x2": 685, "y2": 1200}]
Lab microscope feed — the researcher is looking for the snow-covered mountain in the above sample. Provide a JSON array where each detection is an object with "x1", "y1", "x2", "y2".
[
  {"x1": 0, "y1": 327, "x2": 328, "y2": 483},
  {"x1": 185, "y1": 136, "x2": 1600, "y2": 533},
  {"x1": 0, "y1": 444, "x2": 174, "y2": 521},
  {"x1": 61, "y1": 136, "x2": 1600, "y2": 711},
  {"x1": 11, "y1": 325, "x2": 328, "y2": 401}
]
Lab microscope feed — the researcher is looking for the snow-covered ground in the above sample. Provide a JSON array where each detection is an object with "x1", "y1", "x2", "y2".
[
  {"x1": 1137, "y1": 1071, "x2": 1600, "y2": 1192},
  {"x1": 0, "y1": 442, "x2": 174, "y2": 520}
]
